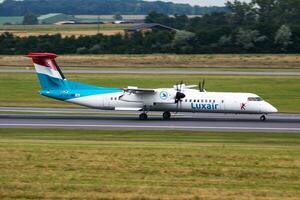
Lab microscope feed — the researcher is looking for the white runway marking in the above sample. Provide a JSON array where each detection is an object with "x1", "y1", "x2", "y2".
[{"x1": 1, "y1": 123, "x2": 300, "y2": 131}]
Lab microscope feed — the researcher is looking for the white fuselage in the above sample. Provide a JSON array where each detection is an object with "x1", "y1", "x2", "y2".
[
  {"x1": 26, "y1": 52, "x2": 278, "y2": 118},
  {"x1": 67, "y1": 88, "x2": 278, "y2": 114}
]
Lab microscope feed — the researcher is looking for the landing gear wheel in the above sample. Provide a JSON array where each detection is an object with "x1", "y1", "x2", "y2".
[
  {"x1": 260, "y1": 115, "x2": 266, "y2": 121},
  {"x1": 163, "y1": 111, "x2": 171, "y2": 120},
  {"x1": 139, "y1": 113, "x2": 148, "y2": 120}
]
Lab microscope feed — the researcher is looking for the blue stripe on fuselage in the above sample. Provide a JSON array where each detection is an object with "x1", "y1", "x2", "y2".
[{"x1": 40, "y1": 89, "x2": 122, "y2": 101}]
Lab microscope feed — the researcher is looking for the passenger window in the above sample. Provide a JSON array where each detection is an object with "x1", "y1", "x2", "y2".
[
  {"x1": 205, "y1": 100, "x2": 207, "y2": 103},
  {"x1": 209, "y1": 100, "x2": 211, "y2": 103},
  {"x1": 197, "y1": 100, "x2": 200, "y2": 102}
]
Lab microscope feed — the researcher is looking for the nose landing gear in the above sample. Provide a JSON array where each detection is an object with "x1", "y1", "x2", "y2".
[{"x1": 260, "y1": 115, "x2": 266, "y2": 121}]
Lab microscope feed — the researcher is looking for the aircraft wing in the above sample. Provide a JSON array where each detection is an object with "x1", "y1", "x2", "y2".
[{"x1": 123, "y1": 87, "x2": 155, "y2": 94}]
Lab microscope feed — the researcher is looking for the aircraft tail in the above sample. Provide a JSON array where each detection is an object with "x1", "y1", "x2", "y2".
[{"x1": 26, "y1": 52, "x2": 68, "y2": 90}]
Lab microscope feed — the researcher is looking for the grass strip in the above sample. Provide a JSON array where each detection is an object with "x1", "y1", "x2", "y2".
[
  {"x1": 0, "y1": 73, "x2": 299, "y2": 112},
  {"x1": 0, "y1": 129, "x2": 299, "y2": 199}
]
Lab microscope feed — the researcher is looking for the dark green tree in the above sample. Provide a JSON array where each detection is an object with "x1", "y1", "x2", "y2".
[
  {"x1": 226, "y1": 0, "x2": 256, "y2": 26},
  {"x1": 0, "y1": 0, "x2": 227, "y2": 16},
  {"x1": 274, "y1": 25, "x2": 293, "y2": 51},
  {"x1": 22, "y1": 12, "x2": 38, "y2": 25},
  {"x1": 145, "y1": 11, "x2": 171, "y2": 25}
]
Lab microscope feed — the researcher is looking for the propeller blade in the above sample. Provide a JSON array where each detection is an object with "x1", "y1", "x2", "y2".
[
  {"x1": 179, "y1": 81, "x2": 183, "y2": 91},
  {"x1": 199, "y1": 79, "x2": 206, "y2": 92},
  {"x1": 199, "y1": 81, "x2": 202, "y2": 92}
]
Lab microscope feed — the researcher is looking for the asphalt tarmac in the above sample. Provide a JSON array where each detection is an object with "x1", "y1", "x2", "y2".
[{"x1": 1, "y1": 107, "x2": 300, "y2": 132}]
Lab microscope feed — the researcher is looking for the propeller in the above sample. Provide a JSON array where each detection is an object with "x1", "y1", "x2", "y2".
[
  {"x1": 199, "y1": 79, "x2": 206, "y2": 92},
  {"x1": 174, "y1": 81, "x2": 186, "y2": 111},
  {"x1": 175, "y1": 92, "x2": 185, "y2": 103}
]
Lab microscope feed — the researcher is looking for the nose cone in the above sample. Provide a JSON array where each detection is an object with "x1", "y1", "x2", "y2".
[{"x1": 264, "y1": 103, "x2": 278, "y2": 113}]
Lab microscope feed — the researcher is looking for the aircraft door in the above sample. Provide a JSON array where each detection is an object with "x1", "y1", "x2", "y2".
[
  {"x1": 103, "y1": 95, "x2": 112, "y2": 108},
  {"x1": 99, "y1": 95, "x2": 104, "y2": 107},
  {"x1": 220, "y1": 99, "x2": 225, "y2": 111}
]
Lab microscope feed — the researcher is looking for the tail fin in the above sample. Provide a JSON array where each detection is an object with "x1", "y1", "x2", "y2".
[{"x1": 26, "y1": 53, "x2": 68, "y2": 90}]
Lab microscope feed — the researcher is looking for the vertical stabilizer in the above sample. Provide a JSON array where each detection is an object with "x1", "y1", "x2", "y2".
[{"x1": 26, "y1": 52, "x2": 67, "y2": 90}]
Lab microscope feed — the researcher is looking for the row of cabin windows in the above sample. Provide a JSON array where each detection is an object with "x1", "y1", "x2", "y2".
[
  {"x1": 111, "y1": 97, "x2": 217, "y2": 103},
  {"x1": 185, "y1": 99, "x2": 216, "y2": 103}
]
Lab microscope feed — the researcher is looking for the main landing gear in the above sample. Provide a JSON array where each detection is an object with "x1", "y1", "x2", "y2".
[
  {"x1": 139, "y1": 113, "x2": 148, "y2": 120},
  {"x1": 260, "y1": 115, "x2": 266, "y2": 121},
  {"x1": 163, "y1": 111, "x2": 171, "y2": 120},
  {"x1": 139, "y1": 111, "x2": 172, "y2": 120}
]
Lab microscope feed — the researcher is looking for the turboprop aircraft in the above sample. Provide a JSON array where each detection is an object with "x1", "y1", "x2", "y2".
[{"x1": 26, "y1": 52, "x2": 278, "y2": 121}]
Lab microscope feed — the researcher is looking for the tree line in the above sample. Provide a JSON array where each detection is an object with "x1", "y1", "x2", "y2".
[
  {"x1": 144, "y1": 0, "x2": 299, "y2": 53},
  {"x1": 0, "y1": 0, "x2": 299, "y2": 54},
  {"x1": 0, "y1": 31, "x2": 175, "y2": 54},
  {"x1": 0, "y1": 0, "x2": 226, "y2": 16}
]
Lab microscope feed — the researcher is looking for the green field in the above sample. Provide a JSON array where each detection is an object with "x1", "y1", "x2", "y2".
[
  {"x1": 4, "y1": 66, "x2": 300, "y2": 72},
  {"x1": 0, "y1": 129, "x2": 299, "y2": 199},
  {"x1": 2, "y1": 54, "x2": 299, "y2": 69},
  {"x1": 0, "y1": 15, "x2": 143, "y2": 25},
  {"x1": 0, "y1": 16, "x2": 23, "y2": 25},
  {"x1": 0, "y1": 24, "x2": 134, "y2": 37},
  {"x1": 0, "y1": 73, "x2": 299, "y2": 112}
]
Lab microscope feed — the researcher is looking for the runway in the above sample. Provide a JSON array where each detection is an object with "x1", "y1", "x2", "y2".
[
  {"x1": 1, "y1": 69, "x2": 300, "y2": 76},
  {"x1": 1, "y1": 107, "x2": 300, "y2": 132}
]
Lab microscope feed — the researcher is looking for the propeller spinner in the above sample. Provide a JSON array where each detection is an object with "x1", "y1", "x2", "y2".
[
  {"x1": 174, "y1": 81, "x2": 186, "y2": 103},
  {"x1": 175, "y1": 91, "x2": 185, "y2": 103}
]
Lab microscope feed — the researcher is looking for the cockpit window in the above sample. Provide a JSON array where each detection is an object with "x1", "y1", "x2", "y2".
[{"x1": 248, "y1": 97, "x2": 263, "y2": 101}]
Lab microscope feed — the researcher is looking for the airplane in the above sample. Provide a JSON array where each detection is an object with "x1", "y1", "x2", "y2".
[{"x1": 26, "y1": 52, "x2": 278, "y2": 121}]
